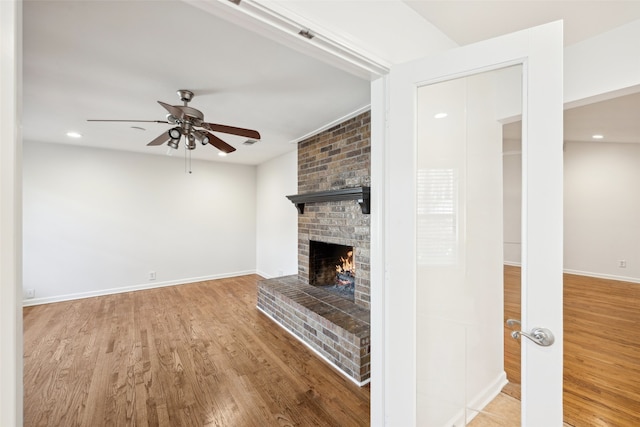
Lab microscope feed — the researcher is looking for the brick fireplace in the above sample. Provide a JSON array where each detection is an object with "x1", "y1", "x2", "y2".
[{"x1": 257, "y1": 111, "x2": 371, "y2": 384}]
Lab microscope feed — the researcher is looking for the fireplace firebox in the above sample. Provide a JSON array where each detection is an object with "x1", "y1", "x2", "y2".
[{"x1": 309, "y1": 241, "x2": 355, "y2": 301}]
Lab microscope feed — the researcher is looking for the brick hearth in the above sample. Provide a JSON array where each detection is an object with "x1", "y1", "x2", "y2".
[{"x1": 257, "y1": 276, "x2": 370, "y2": 384}]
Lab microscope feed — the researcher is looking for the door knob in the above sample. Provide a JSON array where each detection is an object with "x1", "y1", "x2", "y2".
[
  {"x1": 511, "y1": 327, "x2": 555, "y2": 347},
  {"x1": 506, "y1": 319, "x2": 554, "y2": 347}
]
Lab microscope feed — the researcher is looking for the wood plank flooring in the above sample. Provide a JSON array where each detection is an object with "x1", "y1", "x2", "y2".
[
  {"x1": 503, "y1": 265, "x2": 521, "y2": 401},
  {"x1": 23, "y1": 275, "x2": 370, "y2": 427},
  {"x1": 503, "y1": 266, "x2": 640, "y2": 427},
  {"x1": 24, "y1": 269, "x2": 640, "y2": 426}
]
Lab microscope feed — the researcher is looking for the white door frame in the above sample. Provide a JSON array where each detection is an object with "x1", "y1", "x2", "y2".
[
  {"x1": 0, "y1": 0, "x2": 23, "y2": 426},
  {"x1": 383, "y1": 22, "x2": 564, "y2": 426}
]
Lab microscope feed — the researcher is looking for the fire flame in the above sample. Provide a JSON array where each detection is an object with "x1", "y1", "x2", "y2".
[{"x1": 336, "y1": 250, "x2": 355, "y2": 274}]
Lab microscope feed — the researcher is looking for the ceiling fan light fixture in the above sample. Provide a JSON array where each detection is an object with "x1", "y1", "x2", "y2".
[
  {"x1": 167, "y1": 126, "x2": 181, "y2": 149},
  {"x1": 168, "y1": 127, "x2": 181, "y2": 139},
  {"x1": 193, "y1": 130, "x2": 209, "y2": 145}
]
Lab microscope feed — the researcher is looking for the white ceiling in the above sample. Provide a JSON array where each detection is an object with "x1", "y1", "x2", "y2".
[
  {"x1": 405, "y1": 1, "x2": 640, "y2": 47},
  {"x1": 405, "y1": 1, "x2": 640, "y2": 145},
  {"x1": 23, "y1": 0, "x2": 371, "y2": 165},
  {"x1": 23, "y1": 1, "x2": 640, "y2": 167}
]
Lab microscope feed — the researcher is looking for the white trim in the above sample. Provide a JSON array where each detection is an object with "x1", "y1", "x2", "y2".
[
  {"x1": 256, "y1": 306, "x2": 370, "y2": 387},
  {"x1": 503, "y1": 261, "x2": 522, "y2": 267},
  {"x1": 369, "y1": 76, "x2": 387, "y2": 427},
  {"x1": 183, "y1": 0, "x2": 390, "y2": 80},
  {"x1": 254, "y1": 269, "x2": 273, "y2": 280},
  {"x1": 466, "y1": 372, "x2": 509, "y2": 420},
  {"x1": 236, "y1": 1, "x2": 390, "y2": 77},
  {"x1": 442, "y1": 372, "x2": 508, "y2": 427},
  {"x1": 561, "y1": 269, "x2": 640, "y2": 284},
  {"x1": 22, "y1": 270, "x2": 257, "y2": 307},
  {"x1": 505, "y1": 263, "x2": 640, "y2": 285},
  {"x1": 289, "y1": 104, "x2": 371, "y2": 144},
  {"x1": 0, "y1": 0, "x2": 22, "y2": 425}
]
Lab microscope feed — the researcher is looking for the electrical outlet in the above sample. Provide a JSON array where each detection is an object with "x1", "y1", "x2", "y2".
[
  {"x1": 25, "y1": 289, "x2": 35, "y2": 299},
  {"x1": 618, "y1": 260, "x2": 627, "y2": 268},
  {"x1": 149, "y1": 271, "x2": 156, "y2": 280}
]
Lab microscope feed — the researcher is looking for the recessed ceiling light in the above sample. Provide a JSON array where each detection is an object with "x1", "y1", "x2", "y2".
[
  {"x1": 592, "y1": 134, "x2": 604, "y2": 139},
  {"x1": 218, "y1": 152, "x2": 228, "y2": 157},
  {"x1": 66, "y1": 131, "x2": 82, "y2": 138},
  {"x1": 434, "y1": 113, "x2": 448, "y2": 119}
]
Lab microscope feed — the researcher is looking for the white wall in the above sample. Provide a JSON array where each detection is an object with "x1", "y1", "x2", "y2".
[
  {"x1": 565, "y1": 19, "x2": 640, "y2": 107},
  {"x1": 503, "y1": 140, "x2": 522, "y2": 265},
  {"x1": 503, "y1": 140, "x2": 640, "y2": 282},
  {"x1": 564, "y1": 141, "x2": 640, "y2": 281},
  {"x1": 255, "y1": 150, "x2": 298, "y2": 278},
  {"x1": 23, "y1": 141, "x2": 257, "y2": 304}
]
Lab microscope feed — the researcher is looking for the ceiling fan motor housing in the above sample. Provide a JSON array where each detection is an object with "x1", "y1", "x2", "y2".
[
  {"x1": 177, "y1": 89, "x2": 194, "y2": 103},
  {"x1": 178, "y1": 106, "x2": 204, "y2": 122}
]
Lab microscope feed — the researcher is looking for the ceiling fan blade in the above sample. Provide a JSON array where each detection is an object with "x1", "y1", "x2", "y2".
[
  {"x1": 203, "y1": 131, "x2": 236, "y2": 153},
  {"x1": 147, "y1": 131, "x2": 169, "y2": 146},
  {"x1": 158, "y1": 101, "x2": 184, "y2": 120},
  {"x1": 200, "y1": 122, "x2": 261, "y2": 139},
  {"x1": 87, "y1": 119, "x2": 169, "y2": 123}
]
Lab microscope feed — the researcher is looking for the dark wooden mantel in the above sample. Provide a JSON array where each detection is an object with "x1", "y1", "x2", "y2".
[{"x1": 286, "y1": 186, "x2": 370, "y2": 214}]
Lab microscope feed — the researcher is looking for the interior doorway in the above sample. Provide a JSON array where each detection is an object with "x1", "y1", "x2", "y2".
[{"x1": 498, "y1": 90, "x2": 640, "y2": 426}]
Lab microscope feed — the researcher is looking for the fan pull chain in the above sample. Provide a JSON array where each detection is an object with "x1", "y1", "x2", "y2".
[{"x1": 184, "y1": 142, "x2": 192, "y2": 174}]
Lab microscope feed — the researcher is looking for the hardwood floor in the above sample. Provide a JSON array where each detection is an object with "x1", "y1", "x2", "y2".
[
  {"x1": 503, "y1": 266, "x2": 640, "y2": 427},
  {"x1": 503, "y1": 265, "x2": 521, "y2": 401},
  {"x1": 23, "y1": 269, "x2": 640, "y2": 426},
  {"x1": 23, "y1": 275, "x2": 370, "y2": 426},
  {"x1": 468, "y1": 392, "x2": 573, "y2": 427}
]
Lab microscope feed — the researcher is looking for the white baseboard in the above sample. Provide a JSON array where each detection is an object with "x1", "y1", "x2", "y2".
[
  {"x1": 443, "y1": 371, "x2": 508, "y2": 427},
  {"x1": 22, "y1": 270, "x2": 256, "y2": 307},
  {"x1": 503, "y1": 261, "x2": 521, "y2": 267},
  {"x1": 562, "y1": 268, "x2": 640, "y2": 284},
  {"x1": 254, "y1": 270, "x2": 273, "y2": 279},
  {"x1": 465, "y1": 372, "x2": 509, "y2": 423},
  {"x1": 504, "y1": 263, "x2": 640, "y2": 284}
]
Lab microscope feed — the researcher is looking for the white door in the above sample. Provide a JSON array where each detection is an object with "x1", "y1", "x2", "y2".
[{"x1": 383, "y1": 21, "x2": 563, "y2": 426}]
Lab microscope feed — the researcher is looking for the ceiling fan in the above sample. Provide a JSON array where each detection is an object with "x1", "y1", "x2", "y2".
[{"x1": 88, "y1": 89, "x2": 261, "y2": 154}]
